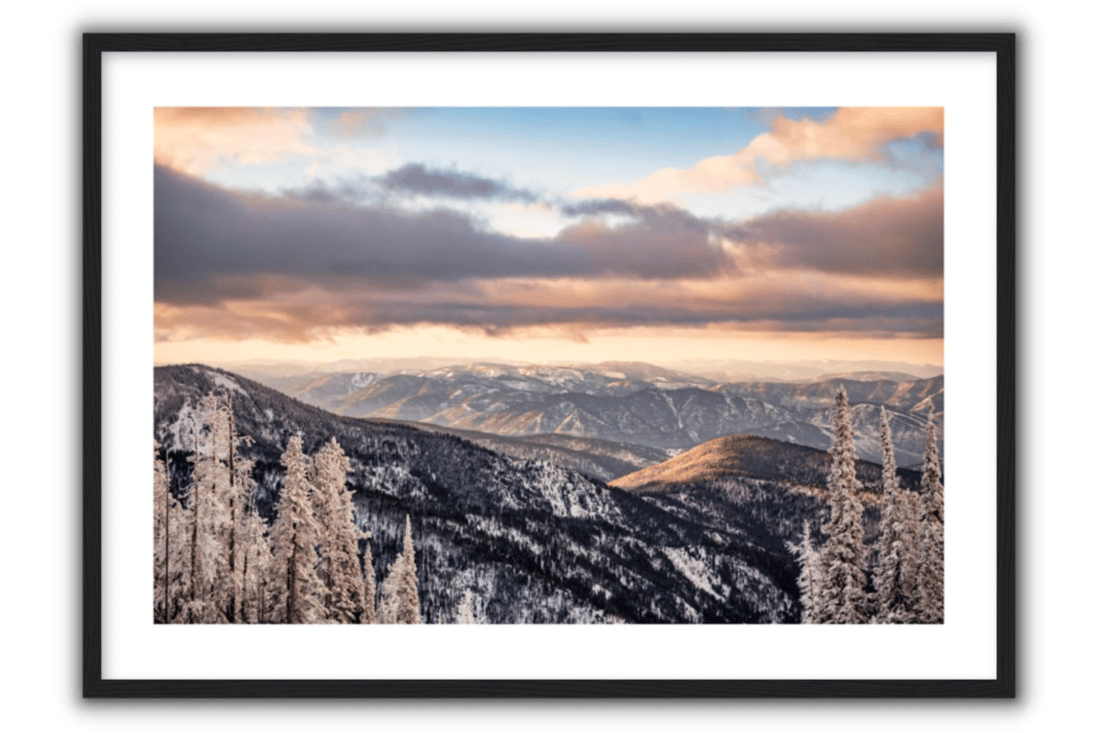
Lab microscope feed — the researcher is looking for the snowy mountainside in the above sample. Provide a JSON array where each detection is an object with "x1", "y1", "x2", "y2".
[
  {"x1": 371, "y1": 421, "x2": 673, "y2": 482},
  {"x1": 154, "y1": 365, "x2": 800, "y2": 623},
  {"x1": 247, "y1": 363, "x2": 943, "y2": 468}
]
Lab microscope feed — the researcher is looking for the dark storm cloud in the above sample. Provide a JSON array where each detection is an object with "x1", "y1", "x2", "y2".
[
  {"x1": 154, "y1": 165, "x2": 729, "y2": 306},
  {"x1": 724, "y1": 187, "x2": 944, "y2": 278},
  {"x1": 375, "y1": 163, "x2": 539, "y2": 202}
]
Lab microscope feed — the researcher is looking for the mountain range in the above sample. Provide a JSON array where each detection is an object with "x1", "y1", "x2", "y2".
[
  {"x1": 245, "y1": 361, "x2": 943, "y2": 471},
  {"x1": 154, "y1": 362, "x2": 937, "y2": 624}
]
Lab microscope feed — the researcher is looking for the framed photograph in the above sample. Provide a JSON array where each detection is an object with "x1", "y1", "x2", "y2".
[{"x1": 84, "y1": 33, "x2": 1015, "y2": 697}]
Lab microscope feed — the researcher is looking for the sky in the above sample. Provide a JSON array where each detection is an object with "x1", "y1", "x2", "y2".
[{"x1": 153, "y1": 106, "x2": 944, "y2": 370}]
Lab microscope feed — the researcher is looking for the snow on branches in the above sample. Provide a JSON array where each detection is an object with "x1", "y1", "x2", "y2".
[
  {"x1": 792, "y1": 392, "x2": 945, "y2": 625},
  {"x1": 818, "y1": 386, "x2": 870, "y2": 624},
  {"x1": 871, "y1": 407, "x2": 921, "y2": 623},
  {"x1": 155, "y1": 391, "x2": 383, "y2": 624},
  {"x1": 916, "y1": 407, "x2": 945, "y2": 623}
]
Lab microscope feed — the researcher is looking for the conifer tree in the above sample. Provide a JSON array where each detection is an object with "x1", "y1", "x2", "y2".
[
  {"x1": 360, "y1": 543, "x2": 377, "y2": 624},
  {"x1": 206, "y1": 394, "x2": 256, "y2": 620},
  {"x1": 380, "y1": 515, "x2": 422, "y2": 624},
  {"x1": 395, "y1": 515, "x2": 422, "y2": 624},
  {"x1": 818, "y1": 386, "x2": 869, "y2": 624},
  {"x1": 270, "y1": 435, "x2": 325, "y2": 623},
  {"x1": 311, "y1": 437, "x2": 365, "y2": 623},
  {"x1": 165, "y1": 500, "x2": 193, "y2": 622},
  {"x1": 871, "y1": 407, "x2": 921, "y2": 623},
  {"x1": 790, "y1": 521, "x2": 823, "y2": 624},
  {"x1": 182, "y1": 393, "x2": 234, "y2": 623},
  {"x1": 237, "y1": 487, "x2": 273, "y2": 624},
  {"x1": 916, "y1": 407, "x2": 945, "y2": 623},
  {"x1": 185, "y1": 391, "x2": 254, "y2": 623},
  {"x1": 229, "y1": 434, "x2": 271, "y2": 624}
]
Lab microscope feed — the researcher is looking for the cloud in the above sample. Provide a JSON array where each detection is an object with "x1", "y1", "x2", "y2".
[
  {"x1": 575, "y1": 107, "x2": 944, "y2": 202},
  {"x1": 155, "y1": 165, "x2": 942, "y2": 343},
  {"x1": 722, "y1": 186, "x2": 944, "y2": 278},
  {"x1": 376, "y1": 163, "x2": 538, "y2": 202},
  {"x1": 329, "y1": 108, "x2": 404, "y2": 138},
  {"x1": 154, "y1": 107, "x2": 317, "y2": 176},
  {"x1": 154, "y1": 165, "x2": 730, "y2": 307},
  {"x1": 154, "y1": 272, "x2": 943, "y2": 344}
]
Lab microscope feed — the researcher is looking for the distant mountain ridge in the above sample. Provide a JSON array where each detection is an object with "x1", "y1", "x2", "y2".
[
  {"x1": 247, "y1": 361, "x2": 943, "y2": 470},
  {"x1": 208, "y1": 356, "x2": 943, "y2": 383}
]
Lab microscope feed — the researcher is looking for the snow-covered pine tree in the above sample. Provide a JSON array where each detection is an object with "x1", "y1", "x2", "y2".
[
  {"x1": 200, "y1": 390, "x2": 255, "y2": 623},
  {"x1": 395, "y1": 515, "x2": 422, "y2": 624},
  {"x1": 818, "y1": 386, "x2": 870, "y2": 624},
  {"x1": 380, "y1": 515, "x2": 422, "y2": 624},
  {"x1": 871, "y1": 407, "x2": 921, "y2": 623},
  {"x1": 165, "y1": 498, "x2": 193, "y2": 623},
  {"x1": 269, "y1": 434, "x2": 326, "y2": 624},
  {"x1": 916, "y1": 407, "x2": 945, "y2": 623},
  {"x1": 311, "y1": 437, "x2": 365, "y2": 623},
  {"x1": 360, "y1": 543, "x2": 377, "y2": 624},
  {"x1": 197, "y1": 391, "x2": 251, "y2": 623},
  {"x1": 182, "y1": 392, "x2": 234, "y2": 623},
  {"x1": 225, "y1": 425, "x2": 270, "y2": 624},
  {"x1": 237, "y1": 484, "x2": 272, "y2": 624},
  {"x1": 789, "y1": 521, "x2": 822, "y2": 624}
]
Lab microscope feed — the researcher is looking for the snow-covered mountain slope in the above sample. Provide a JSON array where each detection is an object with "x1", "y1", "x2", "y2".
[
  {"x1": 245, "y1": 363, "x2": 943, "y2": 466},
  {"x1": 154, "y1": 364, "x2": 800, "y2": 623},
  {"x1": 375, "y1": 421, "x2": 673, "y2": 482}
]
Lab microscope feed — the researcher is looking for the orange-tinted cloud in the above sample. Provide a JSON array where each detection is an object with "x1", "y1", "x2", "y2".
[
  {"x1": 330, "y1": 108, "x2": 404, "y2": 138},
  {"x1": 154, "y1": 107, "x2": 316, "y2": 175},
  {"x1": 154, "y1": 270, "x2": 943, "y2": 345},
  {"x1": 576, "y1": 107, "x2": 944, "y2": 202}
]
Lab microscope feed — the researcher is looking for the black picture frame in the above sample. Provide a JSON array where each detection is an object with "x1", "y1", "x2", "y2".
[{"x1": 58, "y1": 5, "x2": 1038, "y2": 726}]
